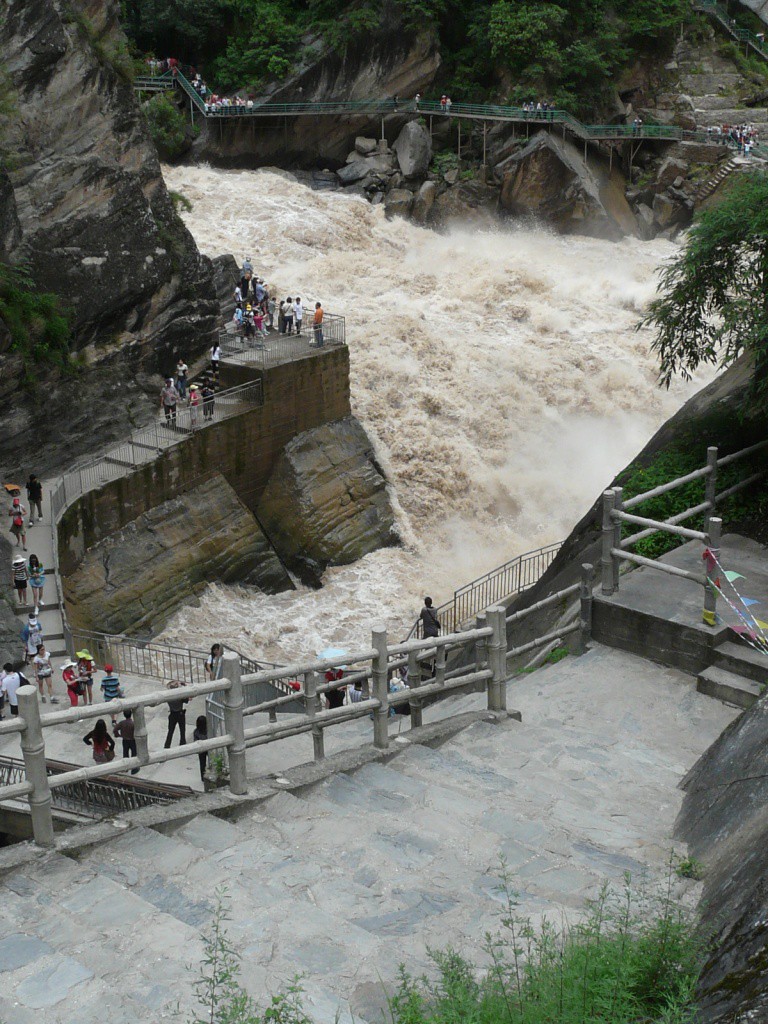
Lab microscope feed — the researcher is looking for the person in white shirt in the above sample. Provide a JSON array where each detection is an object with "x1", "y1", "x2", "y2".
[
  {"x1": 210, "y1": 343, "x2": 222, "y2": 377},
  {"x1": 293, "y1": 297, "x2": 303, "y2": 336},
  {"x1": 33, "y1": 644, "x2": 58, "y2": 703},
  {"x1": 1, "y1": 663, "x2": 24, "y2": 717}
]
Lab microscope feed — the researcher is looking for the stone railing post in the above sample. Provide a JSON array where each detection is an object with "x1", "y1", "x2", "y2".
[
  {"x1": 221, "y1": 652, "x2": 247, "y2": 795},
  {"x1": 372, "y1": 625, "x2": 389, "y2": 750},
  {"x1": 305, "y1": 671, "x2": 325, "y2": 761},
  {"x1": 474, "y1": 612, "x2": 488, "y2": 692},
  {"x1": 578, "y1": 563, "x2": 595, "y2": 655},
  {"x1": 17, "y1": 685, "x2": 55, "y2": 848},
  {"x1": 612, "y1": 486, "x2": 623, "y2": 592},
  {"x1": 703, "y1": 516, "x2": 722, "y2": 627},
  {"x1": 705, "y1": 446, "x2": 719, "y2": 512},
  {"x1": 408, "y1": 649, "x2": 422, "y2": 729},
  {"x1": 133, "y1": 706, "x2": 150, "y2": 768},
  {"x1": 487, "y1": 606, "x2": 508, "y2": 713},
  {"x1": 601, "y1": 489, "x2": 617, "y2": 595}
]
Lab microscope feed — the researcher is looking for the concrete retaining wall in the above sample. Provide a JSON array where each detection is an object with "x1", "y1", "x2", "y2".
[{"x1": 58, "y1": 346, "x2": 350, "y2": 577}]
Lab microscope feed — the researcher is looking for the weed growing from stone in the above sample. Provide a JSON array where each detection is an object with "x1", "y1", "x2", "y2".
[{"x1": 387, "y1": 865, "x2": 706, "y2": 1024}]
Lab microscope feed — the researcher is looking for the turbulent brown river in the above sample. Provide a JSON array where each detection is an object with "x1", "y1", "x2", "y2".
[{"x1": 160, "y1": 164, "x2": 707, "y2": 662}]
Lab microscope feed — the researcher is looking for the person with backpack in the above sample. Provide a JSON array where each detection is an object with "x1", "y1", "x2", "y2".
[
  {"x1": 282, "y1": 297, "x2": 294, "y2": 335},
  {"x1": 25, "y1": 475, "x2": 43, "y2": 525},
  {"x1": 11, "y1": 555, "x2": 28, "y2": 607},
  {"x1": 8, "y1": 496, "x2": 28, "y2": 550},
  {"x1": 20, "y1": 613, "x2": 43, "y2": 665},
  {"x1": 420, "y1": 596, "x2": 440, "y2": 638}
]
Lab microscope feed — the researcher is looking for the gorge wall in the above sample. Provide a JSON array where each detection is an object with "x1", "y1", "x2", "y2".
[
  {"x1": 0, "y1": 0, "x2": 219, "y2": 478},
  {"x1": 59, "y1": 348, "x2": 398, "y2": 634}
]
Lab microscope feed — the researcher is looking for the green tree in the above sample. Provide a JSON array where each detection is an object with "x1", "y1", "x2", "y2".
[
  {"x1": 143, "y1": 93, "x2": 189, "y2": 160},
  {"x1": 640, "y1": 171, "x2": 768, "y2": 404}
]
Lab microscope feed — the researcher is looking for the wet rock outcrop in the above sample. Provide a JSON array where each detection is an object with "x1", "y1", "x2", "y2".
[
  {"x1": 0, "y1": 0, "x2": 218, "y2": 477},
  {"x1": 675, "y1": 695, "x2": 768, "y2": 1023},
  {"x1": 392, "y1": 120, "x2": 432, "y2": 178},
  {"x1": 195, "y1": 25, "x2": 439, "y2": 168},
  {"x1": 498, "y1": 131, "x2": 637, "y2": 241},
  {"x1": 257, "y1": 417, "x2": 398, "y2": 585},
  {"x1": 64, "y1": 474, "x2": 293, "y2": 637}
]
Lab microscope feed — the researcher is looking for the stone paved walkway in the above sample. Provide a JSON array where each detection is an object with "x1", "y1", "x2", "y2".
[{"x1": 0, "y1": 645, "x2": 737, "y2": 1023}]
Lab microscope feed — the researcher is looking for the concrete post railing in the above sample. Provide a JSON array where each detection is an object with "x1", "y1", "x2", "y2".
[
  {"x1": 372, "y1": 626, "x2": 390, "y2": 749},
  {"x1": 703, "y1": 516, "x2": 723, "y2": 627},
  {"x1": 612, "y1": 487, "x2": 623, "y2": 593},
  {"x1": 221, "y1": 652, "x2": 248, "y2": 796},
  {"x1": 475, "y1": 612, "x2": 489, "y2": 692},
  {"x1": 306, "y1": 671, "x2": 325, "y2": 761},
  {"x1": 705, "y1": 446, "x2": 718, "y2": 511},
  {"x1": 407, "y1": 648, "x2": 422, "y2": 729},
  {"x1": 579, "y1": 563, "x2": 595, "y2": 654},
  {"x1": 601, "y1": 489, "x2": 617, "y2": 595},
  {"x1": 487, "y1": 606, "x2": 508, "y2": 712},
  {"x1": 133, "y1": 706, "x2": 150, "y2": 769},
  {"x1": 18, "y1": 686, "x2": 55, "y2": 848}
]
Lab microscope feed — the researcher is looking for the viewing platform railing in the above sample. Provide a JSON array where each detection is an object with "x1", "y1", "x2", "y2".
[
  {"x1": 2, "y1": 588, "x2": 595, "y2": 847},
  {"x1": 601, "y1": 439, "x2": 768, "y2": 624},
  {"x1": 218, "y1": 312, "x2": 346, "y2": 367},
  {"x1": 693, "y1": 0, "x2": 768, "y2": 58}
]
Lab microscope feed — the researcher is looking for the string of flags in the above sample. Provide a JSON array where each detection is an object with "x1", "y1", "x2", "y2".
[{"x1": 702, "y1": 547, "x2": 768, "y2": 656}]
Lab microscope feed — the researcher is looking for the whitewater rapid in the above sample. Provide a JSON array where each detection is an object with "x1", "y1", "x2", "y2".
[{"x1": 160, "y1": 164, "x2": 705, "y2": 661}]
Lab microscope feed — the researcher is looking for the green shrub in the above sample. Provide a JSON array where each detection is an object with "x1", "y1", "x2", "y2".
[
  {"x1": 143, "y1": 93, "x2": 189, "y2": 160},
  {"x1": 0, "y1": 262, "x2": 71, "y2": 380},
  {"x1": 675, "y1": 856, "x2": 705, "y2": 880},
  {"x1": 169, "y1": 189, "x2": 193, "y2": 213},
  {"x1": 389, "y1": 871, "x2": 706, "y2": 1024}
]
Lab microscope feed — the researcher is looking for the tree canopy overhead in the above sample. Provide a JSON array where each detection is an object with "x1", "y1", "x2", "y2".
[
  {"x1": 121, "y1": 0, "x2": 687, "y2": 114},
  {"x1": 641, "y1": 171, "x2": 768, "y2": 404}
]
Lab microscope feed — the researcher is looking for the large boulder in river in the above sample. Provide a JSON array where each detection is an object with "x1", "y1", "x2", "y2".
[
  {"x1": 384, "y1": 188, "x2": 414, "y2": 219},
  {"x1": 411, "y1": 180, "x2": 438, "y2": 224},
  {"x1": 428, "y1": 180, "x2": 499, "y2": 230},
  {"x1": 497, "y1": 131, "x2": 637, "y2": 241},
  {"x1": 257, "y1": 417, "x2": 398, "y2": 585},
  {"x1": 337, "y1": 153, "x2": 396, "y2": 184},
  {"x1": 392, "y1": 120, "x2": 432, "y2": 177}
]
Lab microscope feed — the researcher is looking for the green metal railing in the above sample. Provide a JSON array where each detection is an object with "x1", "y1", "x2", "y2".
[
  {"x1": 693, "y1": 0, "x2": 768, "y2": 58},
  {"x1": 134, "y1": 69, "x2": 753, "y2": 152}
]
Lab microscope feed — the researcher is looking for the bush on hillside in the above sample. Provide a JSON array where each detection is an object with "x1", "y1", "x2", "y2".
[{"x1": 143, "y1": 93, "x2": 189, "y2": 161}]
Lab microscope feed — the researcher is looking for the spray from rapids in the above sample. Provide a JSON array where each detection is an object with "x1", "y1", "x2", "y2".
[{"x1": 161, "y1": 164, "x2": 704, "y2": 660}]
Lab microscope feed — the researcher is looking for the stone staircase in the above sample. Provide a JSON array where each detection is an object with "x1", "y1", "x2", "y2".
[
  {"x1": 0, "y1": 646, "x2": 737, "y2": 1024},
  {"x1": 677, "y1": 50, "x2": 768, "y2": 138},
  {"x1": 695, "y1": 155, "x2": 739, "y2": 197},
  {"x1": 697, "y1": 638, "x2": 766, "y2": 707}
]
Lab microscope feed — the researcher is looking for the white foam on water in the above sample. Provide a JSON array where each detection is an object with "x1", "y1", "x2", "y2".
[{"x1": 160, "y1": 164, "x2": 708, "y2": 660}]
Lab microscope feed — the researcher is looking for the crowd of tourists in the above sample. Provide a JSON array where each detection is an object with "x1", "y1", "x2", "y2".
[
  {"x1": 229, "y1": 258, "x2": 325, "y2": 347},
  {"x1": 706, "y1": 122, "x2": 759, "y2": 154}
]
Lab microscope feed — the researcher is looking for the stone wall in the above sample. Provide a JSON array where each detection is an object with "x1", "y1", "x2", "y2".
[
  {"x1": 58, "y1": 346, "x2": 351, "y2": 577},
  {"x1": 64, "y1": 474, "x2": 293, "y2": 637}
]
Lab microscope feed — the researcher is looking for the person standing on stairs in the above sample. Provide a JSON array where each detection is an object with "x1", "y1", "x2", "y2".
[
  {"x1": 33, "y1": 643, "x2": 58, "y2": 703},
  {"x1": 11, "y1": 556, "x2": 28, "y2": 607},
  {"x1": 420, "y1": 596, "x2": 440, "y2": 638},
  {"x1": 164, "y1": 680, "x2": 189, "y2": 747},
  {"x1": 21, "y1": 612, "x2": 43, "y2": 666},
  {"x1": 8, "y1": 496, "x2": 28, "y2": 551},
  {"x1": 27, "y1": 554, "x2": 45, "y2": 613},
  {"x1": 25, "y1": 475, "x2": 43, "y2": 525}
]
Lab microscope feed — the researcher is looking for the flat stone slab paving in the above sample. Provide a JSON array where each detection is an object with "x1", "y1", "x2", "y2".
[
  {"x1": 0, "y1": 645, "x2": 737, "y2": 1023},
  {"x1": 601, "y1": 533, "x2": 768, "y2": 635}
]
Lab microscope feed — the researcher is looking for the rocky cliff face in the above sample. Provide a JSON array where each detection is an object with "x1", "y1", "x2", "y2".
[
  {"x1": 257, "y1": 417, "x2": 398, "y2": 585},
  {"x1": 64, "y1": 473, "x2": 293, "y2": 637},
  {"x1": 194, "y1": 26, "x2": 439, "y2": 168},
  {"x1": 676, "y1": 696, "x2": 768, "y2": 1022},
  {"x1": 0, "y1": 0, "x2": 219, "y2": 477}
]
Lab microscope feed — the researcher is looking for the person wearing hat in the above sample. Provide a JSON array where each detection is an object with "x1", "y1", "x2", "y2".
[
  {"x1": 100, "y1": 664, "x2": 124, "y2": 723},
  {"x1": 160, "y1": 377, "x2": 180, "y2": 427},
  {"x1": 20, "y1": 612, "x2": 43, "y2": 665},
  {"x1": 11, "y1": 555, "x2": 28, "y2": 606},
  {"x1": 76, "y1": 650, "x2": 95, "y2": 705},
  {"x1": 8, "y1": 496, "x2": 28, "y2": 550},
  {"x1": 62, "y1": 660, "x2": 81, "y2": 707}
]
